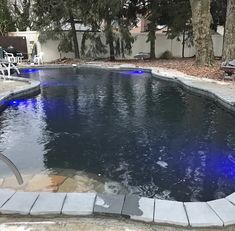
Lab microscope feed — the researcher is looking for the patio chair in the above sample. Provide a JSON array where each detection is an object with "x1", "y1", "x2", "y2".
[
  {"x1": 5, "y1": 52, "x2": 17, "y2": 63},
  {"x1": 0, "y1": 60, "x2": 20, "y2": 79},
  {"x1": 33, "y1": 52, "x2": 44, "y2": 65},
  {"x1": 15, "y1": 52, "x2": 24, "y2": 64},
  {"x1": 221, "y1": 59, "x2": 235, "y2": 82},
  {"x1": 134, "y1": 52, "x2": 150, "y2": 60}
]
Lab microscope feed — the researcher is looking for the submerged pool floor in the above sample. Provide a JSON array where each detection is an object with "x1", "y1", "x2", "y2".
[{"x1": 1, "y1": 67, "x2": 235, "y2": 201}]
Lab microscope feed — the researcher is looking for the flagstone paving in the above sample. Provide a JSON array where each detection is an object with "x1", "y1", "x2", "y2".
[
  {"x1": 25, "y1": 174, "x2": 66, "y2": 192},
  {"x1": 0, "y1": 170, "x2": 110, "y2": 194}
]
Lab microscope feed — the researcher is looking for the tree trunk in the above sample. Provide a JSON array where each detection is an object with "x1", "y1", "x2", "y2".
[
  {"x1": 106, "y1": 20, "x2": 115, "y2": 61},
  {"x1": 190, "y1": 0, "x2": 214, "y2": 66},
  {"x1": 182, "y1": 27, "x2": 186, "y2": 58},
  {"x1": 121, "y1": 40, "x2": 125, "y2": 58},
  {"x1": 222, "y1": 0, "x2": 235, "y2": 61},
  {"x1": 109, "y1": 41, "x2": 115, "y2": 61},
  {"x1": 69, "y1": 9, "x2": 80, "y2": 59},
  {"x1": 150, "y1": 29, "x2": 156, "y2": 59},
  {"x1": 148, "y1": 23, "x2": 156, "y2": 60}
]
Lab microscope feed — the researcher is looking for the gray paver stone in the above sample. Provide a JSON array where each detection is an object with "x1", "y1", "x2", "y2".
[
  {"x1": 122, "y1": 195, "x2": 154, "y2": 222},
  {"x1": 62, "y1": 193, "x2": 96, "y2": 216},
  {"x1": 154, "y1": 199, "x2": 188, "y2": 226},
  {"x1": 226, "y1": 192, "x2": 235, "y2": 205},
  {"x1": 94, "y1": 194, "x2": 125, "y2": 215},
  {"x1": 0, "y1": 192, "x2": 38, "y2": 215},
  {"x1": 208, "y1": 199, "x2": 235, "y2": 226},
  {"x1": 30, "y1": 192, "x2": 66, "y2": 215},
  {"x1": 0, "y1": 189, "x2": 15, "y2": 207},
  {"x1": 184, "y1": 202, "x2": 223, "y2": 227}
]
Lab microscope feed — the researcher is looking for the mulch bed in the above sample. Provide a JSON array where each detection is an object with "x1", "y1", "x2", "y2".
[
  {"x1": 116, "y1": 58, "x2": 224, "y2": 80},
  {"x1": 49, "y1": 57, "x2": 225, "y2": 81}
]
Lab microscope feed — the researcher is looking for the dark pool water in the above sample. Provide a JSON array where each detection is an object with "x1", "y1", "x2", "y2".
[{"x1": 1, "y1": 67, "x2": 235, "y2": 201}]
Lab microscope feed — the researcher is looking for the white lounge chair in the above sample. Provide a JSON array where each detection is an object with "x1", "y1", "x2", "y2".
[
  {"x1": 0, "y1": 60, "x2": 20, "y2": 80},
  {"x1": 4, "y1": 52, "x2": 17, "y2": 63},
  {"x1": 34, "y1": 52, "x2": 44, "y2": 65},
  {"x1": 16, "y1": 53, "x2": 23, "y2": 64}
]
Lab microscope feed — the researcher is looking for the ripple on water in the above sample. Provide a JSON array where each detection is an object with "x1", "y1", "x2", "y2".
[{"x1": 1, "y1": 68, "x2": 235, "y2": 201}]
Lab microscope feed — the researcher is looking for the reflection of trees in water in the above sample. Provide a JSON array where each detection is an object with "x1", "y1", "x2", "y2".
[
  {"x1": 120, "y1": 76, "x2": 135, "y2": 117},
  {"x1": 37, "y1": 69, "x2": 235, "y2": 201},
  {"x1": 41, "y1": 69, "x2": 111, "y2": 172}
]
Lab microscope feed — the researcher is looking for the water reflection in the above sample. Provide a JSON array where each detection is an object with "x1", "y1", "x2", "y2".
[{"x1": 0, "y1": 68, "x2": 235, "y2": 201}]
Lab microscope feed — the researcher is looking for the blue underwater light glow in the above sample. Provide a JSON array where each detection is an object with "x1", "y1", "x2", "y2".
[
  {"x1": 20, "y1": 69, "x2": 39, "y2": 73},
  {"x1": 9, "y1": 100, "x2": 21, "y2": 107},
  {"x1": 129, "y1": 70, "x2": 145, "y2": 74},
  {"x1": 120, "y1": 69, "x2": 146, "y2": 76},
  {"x1": 8, "y1": 98, "x2": 37, "y2": 108}
]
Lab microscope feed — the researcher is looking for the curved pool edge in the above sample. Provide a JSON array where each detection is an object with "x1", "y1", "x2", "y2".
[
  {"x1": 151, "y1": 70, "x2": 235, "y2": 113},
  {"x1": 78, "y1": 62, "x2": 235, "y2": 112},
  {"x1": 0, "y1": 189, "x2": 235, "y2": 228},
  {"x1": 0, "y1": 75, "x2": 41, "y2": 112},
  {"x1": 77, "y1": 63, "x2": 235, "y2": 227},
  {"x1": 2, "y1": 64, "x2": 235, "y2": 228}
]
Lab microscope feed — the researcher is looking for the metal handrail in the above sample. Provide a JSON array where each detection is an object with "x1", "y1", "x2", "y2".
[{"x1": 0, "y1": 152, "x2": 23, "y2": 185}]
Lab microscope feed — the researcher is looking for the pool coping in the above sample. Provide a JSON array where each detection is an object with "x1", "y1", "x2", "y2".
[
  {"x1": 2, "y1": 63, "x2": 235, "y2": 228},
  {"x1": 0, "y1": 75, "x2": 41, "y2": 112},
  {"x1": 1, "y1": 190, "x2": 235, "y2": 228}
]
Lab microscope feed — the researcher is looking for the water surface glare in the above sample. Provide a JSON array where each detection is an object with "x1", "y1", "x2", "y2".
[{"x1": 1, "y1": 68, "x2": 235, "y2": 201}]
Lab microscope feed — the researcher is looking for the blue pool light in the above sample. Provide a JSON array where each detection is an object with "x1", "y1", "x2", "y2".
[
  {"x1": 9, "y1": 100, "x2": 20, "y2": 107},
  {"x1": 8, "y1": 99, "x2": 36, "y2": 107},
  {"x1": 130, "y1": 70, "x2": 145, "y2": 74},
  {"x1": 120, "y1": 69, "x2": 146, "y2": 76}
]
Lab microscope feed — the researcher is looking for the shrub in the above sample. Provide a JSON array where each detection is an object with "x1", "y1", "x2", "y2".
[{"x1": 160, "y1": 50, "x2": 173, "y2": 59}]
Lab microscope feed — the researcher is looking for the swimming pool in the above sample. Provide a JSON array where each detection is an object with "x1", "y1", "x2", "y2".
[{"x1": 1, "y1": 67, "x2": 235, "y2": 202}]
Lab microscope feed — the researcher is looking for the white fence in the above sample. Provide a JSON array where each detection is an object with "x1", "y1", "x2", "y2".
[{"x1": 8, "y1": 31, "x2": 223, "y2": 62}]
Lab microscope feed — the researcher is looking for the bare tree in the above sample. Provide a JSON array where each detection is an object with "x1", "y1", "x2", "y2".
[
  {"x1": 190, "y1": 0, "x2": 214, "y2": 66},
  {"x1": 222, "y1": 0, "x2": 235, "y2": 61}
]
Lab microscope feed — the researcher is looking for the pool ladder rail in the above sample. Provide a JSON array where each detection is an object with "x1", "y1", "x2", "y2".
[{"x1": 0, "y1": 152, "x2": 23, "y2": 185}]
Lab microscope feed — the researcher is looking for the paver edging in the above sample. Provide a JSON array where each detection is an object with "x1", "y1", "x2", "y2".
[{"x1": 1, "y1": 190, "x2": 235, "y2": 228}]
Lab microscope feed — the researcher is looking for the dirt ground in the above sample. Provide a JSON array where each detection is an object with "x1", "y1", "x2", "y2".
[
  {"x1": 1, "y1": 217, "x2": 235, "y2": 231},
  {"x1": 51, "y1": 57, "x2": 225, "y2": 80},
  {"x1": 123, "y1": 58, "x2": 224, "y2": 80}
]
